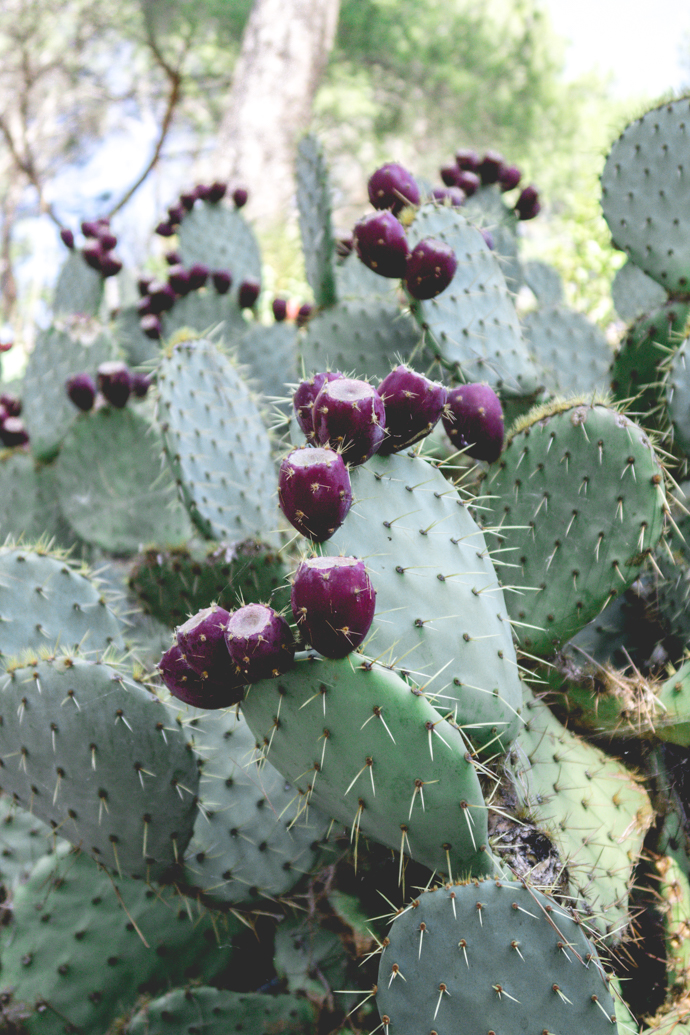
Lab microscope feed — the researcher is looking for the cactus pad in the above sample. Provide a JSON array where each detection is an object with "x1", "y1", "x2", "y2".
[
  {"x1": 52, "y1": 250, "x2": 103, "y2": 318},
  {"x1": 521, "y1": 305, "x2": 611, "y2": 398},
  {"x1": 296, "y1": 134, "x2": 337, "y2": 307},
  {"x1": 128, "y1": 986, "x2": 316, "y2": 1035},
  {"x1": 177, "y1": 201, "x2": 262, "y2": 287}
]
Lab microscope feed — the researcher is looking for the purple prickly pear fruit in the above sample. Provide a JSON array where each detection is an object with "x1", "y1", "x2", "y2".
[
  {"x1": 0, "y1": 394, "x2": 21, "y2": 418},
  {"x1": 137, "y1": 274, "x2": 154, "y2": 297},
  {"x1": 232, "y1": 186, "x2": 248, "y2": 208},
  {"x1": 140, "y1": 314, "x2": 162, "y2": 340},
  {"x1": 272, "y1": 297, "x2": 287, "y2": 322},
  {"x1": 60, "y1": 228, "x2": 75, "y2": 249},
  {"x1": 97, "y1": 361, "x2": 132, "y2": 409},
  {"x1": 167, "y1": 265, "x2": 192, "y2": 296},
  {"x1": 137, "y1": 296, "x2": 153, "y2": 317},
  {"x1": 296, "y1": 303, "x2": 313, "y2": 327},
  {"x1": 212, "y1": 270, "x2": 232, "y2": 294},
  {"x1": 224, "y1": 604, "x2": 295, "y2": 682},
  {"x1": 99, "y1": 254, "x2": 122, "y2": 279},
  {"x1": 290, "y1": 556, "x2": 376, "y2": 659},
  {"x1": 0, "y1": 417, "x2": 29, "y2": 448},
  {"x1": 238, "y1": 278, "x2": 260, "y2": 309},
  {"x1": 313, "y1": 377, "x2": 386, "y2": 466},
  {"x1": 81, "y1": 220, "x2": 100, "y2": 238},
  {"x1": 66, "y1": 373, "x2": 96, "y2": 412},
  {"x1": 167, "y1": 203, "x2": 185, "y2": 226},
  {"x1": 176, "y1": 605, "x2": 234, "y2": 680},
  {"x1": 440, "y1": 165, "x2": 460, "y2": 187},
  {"x1": 335, "y1": 233, "x2": 354, "y2": 258},
  {"x1": 148, "y1": 281, "x2": 176, "y2": 313},
  {"x1": 480, "y1": 228, "x2": 495, "y2": 250},
  {"x1": 353, "y1": 210, "x2": 410, "y2": 279},
  {"x1": 278, "y1": 446, "x2": 352, "y2": 541},
  {"x1": 194, "y1": 183, "x2": 210, "y2": 201},
  {"x1": 377, "y1": 365, "x2": 448, "y2": 454},
  {"x1": 159, "y1": 642, "x2": 244, "y2": 709},
  {"x1": 208, "y1": 181, "x2": 228, "y2": 203},
  {"x1": 293, "y1": 370, "x2": 344, "y2": 439},
  {"x1": 131, "y1": 372, "x2": 153, "y2": 398},
  {"x1": 155, "y1": 221, "x2": 175, "y2": 237},
  {"x1": 179, "y1": 190, "x2": 196, "y2": 211},
  {"x1": 188, "y1": 263, "x2": 209, "y2": 290},
  {"x1": 442, "y1": 382, "x2": 504, "y2": 463},
  {"x1": 515, "y1": 185, "x2": 541, "y2": 220},
  {"x1": 165, "y1": 250, "x2": 182, "y2": 266},
  {"x1": 430, "y1": 187, "x2": 466, "y2": 207},
  {"x1": 455, "y1": 148, "x2": 480, "y2": 172},
  {"x1": 455, "y1": 170, "x2": 480, "y2": 197},
  {"x1": 477, "y1": 150, "x2": 505, "y2": 185},
  {"x1": 404, "y1": 238, "x2": 458, "y2": 300},
  {"x1": 96, "y1": 230, "x2": 117, "y2": 251},
  {"x1": 499, "y1": 164, "x2": 521, "y2": 192},
  {"x1": 368, "y1": 162, "x2": 420, "y2": 215},
  {"x1": 82, "y1": 242, "x2": 104, "y2": 272}
]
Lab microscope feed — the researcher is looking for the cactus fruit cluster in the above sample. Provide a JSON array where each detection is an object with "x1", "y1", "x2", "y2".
[{"x1": 3, "y1": 99, "x2": 690, "y2": 1033}]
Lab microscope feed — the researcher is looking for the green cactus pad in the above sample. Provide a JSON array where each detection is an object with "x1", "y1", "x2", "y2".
[
  {"x1": 612, "y1": 260, "x2": 667, "y2": 323},
  {"x1": 480, "y1": 400, "x2": 666, "y2": 657},
  {"x1": 156, "y1": 337, "x2": 280, "y2": 546},
  {"x1": 656, "y1": 852, "x2": 690, "y2": 991},
  {"x1": 521, "y1": 305, "x2": 611, "y2": 398},
  {"x1": 299, "y1": 297, "x2": 422, "y2": 383},
  {"x1": 324, "y1": 451, "x2": 522, "y2": 753},
  {"x1": 0, "y1": 451, "x2": 40, "y2": 541},
  {"x1": 296, "y1": 134, "x2": 337, "y2": 308},
  {"x1": 513, "y1": 685, "x2": 654, "y2": 942},
  {"x1": 665, "y1": 337, "x2": 690, "y2": 454},
  {"x1": 274, "y1": 916, "x2": 347, "y2": 998},
  {"x1": 242, "y1": 654, "x2": 494, "y2": 879},
  {"x1": 601, "y1": 98, "x2": 690, "y2": 294},
  {"x1": 463, "y1": 184, "x2": 522, "y2": 292},
  {"x1": 0, "y1": 654, "x2": 200, "y2": 878},
  {"x1": 610, "y1": 301, "x2": 689, "y2": 414},
  {"x1": 0, "y1": 543, "x2": 123, "y2": 660},
  {"x1": 336, "y1": 249, "x2": 397, "y2": 299},
  {"x1": 177, "y1": 201, "x2": 262, "y2": 286},
  {"x1": 0, "y1": 794, "x2": 59, "y2": 888},
  {"x1": 653, "y1": 661, "x2": 690, "y2": 746},
  {"x1": 406, "y1": 204, "x2": 540, "y2": 396},
  {"x1": 22, "y1": 321, "x2": 116, "y2": 462},
  {"x1": 54, "y1": 406, "x2": 193, "y2": 554},
  {"x1": 180, "y1": 708, "x2": 330, "y2": 906},
  {"x1": 0, "y1": 845, "x2": 237, "y2": 1035},
  {"x1": 523, "y1": 258, "x2": 565, "y2": 307},
  {"x1": 128, "y1": 986, "x2": 316, "y2": 1035},
  {"x1": 375, "y1": 878, "x2": 617, "y2": 1035},
  {"x1": 129, "y1": 538, "x2": 290, "y2": 627},
  {"x1": 161, "y1": 288, "x2": 247, "y2": 341},
  {"x1": 232, "y1": 319, "x2": 299, "y2": 401},
  {"x1": 52, "y1": 250, "x2": 103, "y2": 318}
]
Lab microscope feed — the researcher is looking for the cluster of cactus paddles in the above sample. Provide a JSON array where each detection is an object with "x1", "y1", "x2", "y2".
[{"x1": 2, "y1": 97, "x2": 690, "y2": 1034}]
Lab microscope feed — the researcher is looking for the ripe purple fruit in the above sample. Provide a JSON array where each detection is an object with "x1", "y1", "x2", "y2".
[
  {"x1": 515, "y1": 185, "x2": 541, "y2": 220},
  {"x1": 60, "y1": 228, "x2": 75, "y2": 249},
  {"x1": 188, "y1": 263, "x2": 209, "y2": 290},
  {"x1": 404, "y1": 238, "x2": 458, "y2": 300},
  {"x1": 155, "y1": 221, "x2": 175, "y2": 237},
  {"x1": 137, "y1": 274, "x2": 154, "y2": 297},
  {"x1": 442, "y1": 382, "x2": 504, "y2": 463},
  {"x1": 313, "y1": 377, "x2": 386, "y2": 466},
  {"x1": 167, "y1": 203, "x2": 185, "y2": 226},
  {"x1": 368, "y1": 162, "x2": 420, "y2": 215},
  {"x1": 66, "y1": 373, "x2": 96, "y2": 412},
  {"x1": 97, "y1": 361, "x2": 132, "y2": 409},
  {"x1": 212, "y1": 270, "x2": 232, "y2": 294},
  {"x1": 296, "y1": 303, "x2": 313, "y2": 327},
  {"x1": 180, "y1": 190, "x2": 196, "y2": 211},
  {"x1": 99, "y1": 254, "x2": 123, "y2": 279},
  {"x1": 238, "y1": 278, "x2": 260, "y2": 309},
  {"x1": 194, "y1": 183, "x2": 210, "y2": 201},
  {"x1": 224, "y1": 604, "x2": 294, "y2": 682},
  {"x1": 177, "y1": 605, "x2": 235, "y2": 681},
  {"x1": 208, "y1": 181, "x2": 227, "y2": 203},
  {"x1": 293, "y1": 370, "x2": 344, "y2": 439},
  {"x1": 168, "y1": 265, "x2": 192, "y2": 296},
  {"x1": 159, "y1": 642, "x2": 244, "y2": 709},
  {"x1": 165, "y1": 250, "x2": 182, "y2": 266},
  {"x1": 291, "y1": 556, "x2": 376, "y2": 659},
  {"x1": 0, "y1": 417, "x2": 29, "y2": 448},
  {"x1": 131, "y1": 372, "x2": 152, "y2": 398},
  {"x1": 148, "y1": 281, "x2": 176, "y2": 313},
  {"x1": 377, "y1": 365, "x2": 448, "y2": 454},
  {"x1": 430, "y1": 187, "x2": 466, "y2": 207},
  {"x1": 477, "y1": 150, "x2": 505, "y2": 185},
  {"x1": 81, "y1": 220, "x2": 100, "y2": 238},
  {"x1": 278, "y1": 446, "x2": 352, "y2": 541},
  {"x1": 272, "y1": 297, "x2": 287, "y2": 322},
  {"x1": 0, "y1": 394, "x2": 21, "y2": 418},
  {"x1": 455, "y1": 170, "x2": 480, "y2": 197},
  {"x1": 82, "y1": 242, "x2": 104, "y2": 272},
  {"x1": 140, "y1": 314, "x2": 162, "y2": 339},
  {"x1": 232, "y1": 186, "x2": 248, "y2": 208},
  {"x1": 455, "y1": 148, "x2": 480, "y2": 172},
  {"x1": 354, "y1": 210, "x2": 410, "y2": 279},
  {"x1": 440, "y1": 165, "x2": 461, "y2": 187},
  {"x1": 499, "y1": 164, "x2": 521, "y2": 191}
]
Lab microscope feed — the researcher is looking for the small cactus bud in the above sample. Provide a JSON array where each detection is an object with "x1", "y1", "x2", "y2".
[
  {"x1": 81, "y1": 220, "x2": 101, "y2": 238},
  {"x1": 82, "y1": 242, "x2": 104, "y2": 272},
  {"x1": 164, "y1": 250, "x2": 182, "y2": 266},
  {"x1": 194, "y1": 183, "x2": 210, "y2": 201},
  {"x1": 167, "y1": 203, "x2": 185, "y2": 226},
  {"x1": 430, "y1": 187, "x2": 466, "y2": 207}
]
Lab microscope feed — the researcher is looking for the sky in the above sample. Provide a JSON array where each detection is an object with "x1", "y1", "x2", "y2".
[{"x1": 541, "y1": 0, "x2": 690, "y2": 98}]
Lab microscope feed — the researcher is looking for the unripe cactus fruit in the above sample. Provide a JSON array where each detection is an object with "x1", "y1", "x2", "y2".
[
  {"x1": 367, "y1": 161, "x2": 420, "y2": 214},
  {"x1": 354, "y1": 210, "x2": 410, "y2": 278},
  {"x1": 442, "y1": 382, "x2": 504, "y2": 462},
  {"x1": 97, "y1": 360, "x2": 132, "y2": 409},
  {"x1": 224, "y1": 603, "x2": 294, "y2": 681},
  {"x1": 176, "y1": 604, "x2": 235, "y2": 681},
  {"x1": 313, "y1": 376, "x2": 386, "y2": 465},
  {"x1": 377, "y1": 364, "x2": 448, "y2": 453},
  {"x1": 278, "y1": 446, "x2": 352, "y2": 541},
  {"x1": 66, "y1": 372, "x2": 96, "y2": 411},
  {"x1": 290, "y1": 556, "x2": 376, "y2": 658},
  {"x1": 159, "y1": 642, "x2": 243, "y2": 708},
  {"x1": 404, "y1": 237, "x2": 458, "y2": 300},
  {"x1": 293, "y1": 370, "x2": 344, "y2": 439}
]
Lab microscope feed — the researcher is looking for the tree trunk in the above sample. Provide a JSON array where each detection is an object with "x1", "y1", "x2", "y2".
[{"x1": 208, "y1": 0, "x2": 340, "y2": 225}]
